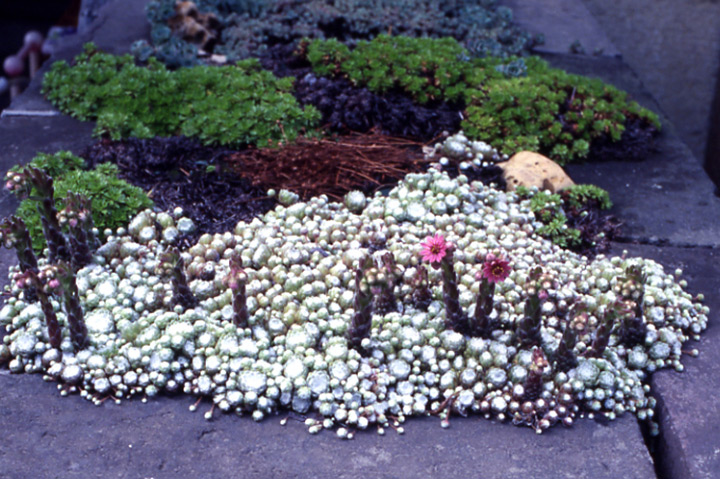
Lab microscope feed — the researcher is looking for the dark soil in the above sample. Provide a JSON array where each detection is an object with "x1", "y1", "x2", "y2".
[
  {"x1": 259, "y1": 44, "x2": 462, "y2": 142},
  {"x1": 81, "y1": 137, "x2": 276, "y2": 244},
  {"x1": 81, "y1": 133, "x2": 616, "y2": 258},
  {"x1": 586, "y1": 117, "x2": 659, "y2": 163},
  {"x1": 562, "y1": 199, "x2": 621, "y2": 255}
]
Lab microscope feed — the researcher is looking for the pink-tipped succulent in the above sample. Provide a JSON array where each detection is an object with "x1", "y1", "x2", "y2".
[
  {"x1": 420, "y1": 233, "x2": 465, "y2": 332},
  {"x1": 471, "y1": 252, "x2": 511, "y2": 337},
  {"x1": 59, "y1": 192, "x2": 99, "y2": 269},
  {"x1": 0, "y1": 216, "x2": 39, "y2": 301}
]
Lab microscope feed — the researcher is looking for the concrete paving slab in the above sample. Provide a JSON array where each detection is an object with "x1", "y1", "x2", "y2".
[
  {"x1": 545, "y1": 54, "x2": 720, "y2": 248},
  {"x1": 610, "y1": 244, "x2": 719, "y2": 479},
  {"x1": 501, "y1": 0, "x2": 620, "y2": 57},
  {"x1": 0, "y1": 370, "x2": 656, "y2": 479},
  {"x1": 0, "y1": 116, "x2": 96, "y2": 218}
]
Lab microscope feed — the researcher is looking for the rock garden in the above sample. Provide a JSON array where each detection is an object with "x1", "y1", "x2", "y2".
[{"x1": 1, "y1": 1, "x2": 718, "y2": 478}]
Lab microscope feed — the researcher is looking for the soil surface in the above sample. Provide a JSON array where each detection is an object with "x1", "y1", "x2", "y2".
[{"x1": 81, "y1": 133, "x2": 616, "y2": 257}]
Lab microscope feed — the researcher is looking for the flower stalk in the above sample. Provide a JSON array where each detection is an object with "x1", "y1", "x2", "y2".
[
  {"x1": 554, "y1": 310, "x2": 586, "y2": 372},
  {"x1": 587, "y1": 307, "x2": 617, "y2": 358},
  {"x1": 348, "y1": 255, "x2": 374, "y2": 351},
  {"x1": 224, "y1": 255, "x2": 249, "y2": 328},
  {"x1": 419, "y1": 234, "x2": 465, "y2": 332},
  {"x1": 49, "y1": 261, "x2": 88, "y2": 351},
  {"x1": 471, "y1": 253, "x2": 511, "y2": 337},
  {"x1": 523, "y1": 347, "x2": 548, "y2": 402},
  {"x1": 0, "y1": 216, "x2": 39, "y2": 301},
  {"x1": 24, "y1": 167, "x2": 71, "y2": 263},
  {"x1": 159, "y1": 247, "x2": 198, "y2": 308},
  {"x1": 373, "y1": 252, "x2": 402, "y2": 315},
  {"x1": 59, "y1": 192, "x2": 99, "y2": 269},
  {"x1": 517, "y1": 287, "x2": 546, "y2": 347},
  {"x1": 409, "y1": 264, "x2": 432, "y2": 311}
]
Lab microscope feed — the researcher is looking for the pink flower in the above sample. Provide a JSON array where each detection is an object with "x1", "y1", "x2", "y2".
[
  {"x1": 420, "y1": 234, "x2": 449, "y2": 264},
  {"x1": 480, "y1": 253, "x2": 511, "y2": 284}
]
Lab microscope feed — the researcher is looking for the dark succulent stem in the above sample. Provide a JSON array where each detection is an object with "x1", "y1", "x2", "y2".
[
  {"x1": 618, "y1": 300, "x2": 647, "y2": 347},
  {"x1": 226, "y1": 256, "x2": 249, "y2": 328},
  {"x1": 20, "y1": 271, "x2": 62, "y2": 349},
  {"x1": 410, "y1": 264, "x2": 432, "y2": 311},
  {"x1": 25, "y1": 167, "x2": 70, "y2": 263},
  {"x1": 470, "y1": 277, "x2": 495, "y2": 337},
  {"x1": 516, "y1": 288, "x2": 544, "y2": 347},
  {"x1": 55, "y1": 261, "x2": 88, "y2": 351},
  {"x1": 0, "y1": 216, "x2": 39, "y2": 301},
  {"x1": 348, "y1": 259, "x2": 374, "y2": 351},
  {"x1": 587, "y1": 309, "x2": 616, "y2": 358},
  {"x1": 523, "y1": 347, "x2": 548, "y2": 402},
  {"x1": 373, "y1": 252, "x2": 400, "y2": 315},
  {"x1": 61, "y1": 192, "x2": 99, "y2": 269},
  {"x1": 161, "y1": 247, "x2": 198, "y2": 308},
  {"x1": 554, "y1": 312, "x2": 586, "y2": 372},
  {"x1": 439, "y1": 251, "x2": 467, "y2": 332}
]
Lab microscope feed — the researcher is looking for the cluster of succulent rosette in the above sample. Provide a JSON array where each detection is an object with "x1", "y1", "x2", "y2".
[{"x1": 1, "y1": 149, "x2": 708, "y2": 438}]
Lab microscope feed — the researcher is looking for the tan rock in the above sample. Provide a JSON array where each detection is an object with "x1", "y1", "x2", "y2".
[{"x1": 499, "y1": 151, "x2": 575, "y2": 193}]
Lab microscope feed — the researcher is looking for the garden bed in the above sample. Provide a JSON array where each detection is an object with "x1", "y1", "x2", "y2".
[{"x1": 1, "y1": 1, "x2": 719, "y2": 478}]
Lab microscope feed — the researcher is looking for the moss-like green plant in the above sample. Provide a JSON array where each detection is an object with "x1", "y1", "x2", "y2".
[
  {"x1": 463, "y1": 57, "x2": 660, "y2": 164},
  {"x1": 9, "y1": 152, "x2": 152, "y2": 252},
  {"x1": 307, "y1": 35, "x2": 476, "y2": 104},
  {"x1": 516, "y1": 184, "x2": 613, "y2": 250},
  {"x1": 305, "y1": 36, "x2": 660, "y2": 164},
  {"x1": 42, "y1": 43, "x2": 320, "y2": 147},
  {"x1": 563, "y1": 184, "x2": 612, "y2": 210},
  {"x1": 8, "y1": 151, "x2": 84, "y2": 179}
]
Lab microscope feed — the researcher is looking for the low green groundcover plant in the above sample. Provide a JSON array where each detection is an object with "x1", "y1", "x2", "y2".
[
  {"x1": 42, "y1": 44, "x2": 320, "y2": 147},
  {"x1": 305, "y1": 35, "x2": 660, "y2": 164},
  {"x1": 515, "y1": 184, "x2": 612, "y2": 249},
  {"x1": 7, "y1": 151, "x2": 152, "y2": 251}
]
